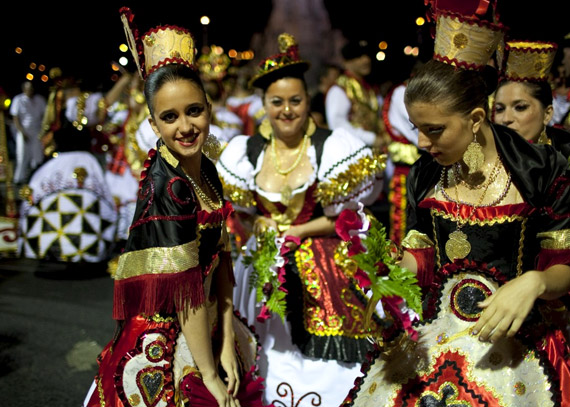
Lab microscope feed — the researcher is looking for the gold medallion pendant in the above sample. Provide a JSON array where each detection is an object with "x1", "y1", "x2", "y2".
[{"x1": 445, "y1": 230, "x2": 471, "y2": 260}]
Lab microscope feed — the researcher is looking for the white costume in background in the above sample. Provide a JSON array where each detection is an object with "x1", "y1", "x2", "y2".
[
  {"x1": 9, "y1": 91, "x2": 46, "y2": 183},
  {"x1": 217, "y1": 128, "x2": 386, "y2": 407}
]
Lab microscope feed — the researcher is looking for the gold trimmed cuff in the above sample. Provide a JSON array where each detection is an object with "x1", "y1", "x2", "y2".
[
  {"x1": 537, "y1": 229, "x2": 570, "y2": 250},
  {"x1": 401, "y1": 230, "x2": 435, "y2": 250}
]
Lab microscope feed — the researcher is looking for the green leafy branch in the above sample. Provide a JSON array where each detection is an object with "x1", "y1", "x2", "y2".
[
  {"x1": 351, "y1": 217, "x2": 423, "y2": 319},
  {"x1": 242, "y1": 229, "x2": 287, "y2": 322}
]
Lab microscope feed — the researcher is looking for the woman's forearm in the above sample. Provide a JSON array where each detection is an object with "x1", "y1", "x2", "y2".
[
  {"x1": 292, "y1": 216, "x2": 336, "y2": 239},
  {"x1": 400, "y1": 250, "x2": 418, "y2": 275},
  {"x1": 216, "y1": 257, "x2": 236, "y2": 344},
  {"x1": 178, "y1": 305, "x2": 218, "y2": 380},
  {"x1": 531, "y1": 264, "x2": 570, "y2": 300}
]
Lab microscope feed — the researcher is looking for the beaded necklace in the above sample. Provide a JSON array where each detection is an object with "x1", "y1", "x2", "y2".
[{"x1": 185, "y1": 170, "x2": 223, "y2": 211}]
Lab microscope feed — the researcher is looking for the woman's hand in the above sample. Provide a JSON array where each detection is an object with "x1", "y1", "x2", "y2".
[
  {"x1": 281, "y1": 224, "x2": 305, "y2": 249},
  {"x1": 252, "y1": 216, "x2": 278, "y2": 236},
  {"x1": 219, "y1": 340, "x2": 241, "y2": 398},
  {"x1": 472, "y1": 271, "x2": 543, "y2": 343},
  {"x1": 202, "y1": 373, "x2": 241, "y2": 407}
]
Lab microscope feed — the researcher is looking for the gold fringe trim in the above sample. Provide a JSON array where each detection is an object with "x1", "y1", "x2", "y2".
[{"x1": 314, "y1": 152, "x2": 387, "y2": 206}]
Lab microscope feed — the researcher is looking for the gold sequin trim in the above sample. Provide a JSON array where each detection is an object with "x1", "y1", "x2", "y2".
[
  {"x1": 145, "y1": 313, "x2": 176, "y2": 323},
  {"x1": 159, "y1": 144, "x2": 179, "y2": 168},
  {"x1": 314, "y1": 153, "x2": 387, "y2": 206},
  {"x1": 401, "y1": 230, "x2": 435, "y2": 250},
  {"x1": 219, "y1": 177, "x2": 255, "y2": 208},
  {"x1": 114, "y1": 240, "x2": 199, "y2": 280},
  {"x1": 387, "y1": 141, "x2": 421, "y2": 166},
  {"x1": 537, "y1": 229, "x2": 570, "y2": 250}
]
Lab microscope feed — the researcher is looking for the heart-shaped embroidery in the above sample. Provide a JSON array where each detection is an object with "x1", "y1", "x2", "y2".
[{"x1": 138, "y1": 369, "x2": 165, "y2": 406}]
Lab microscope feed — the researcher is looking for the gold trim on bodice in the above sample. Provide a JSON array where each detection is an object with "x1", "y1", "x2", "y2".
[
  {"x1": 429, "y1": 208, "x2": 527, "y2": 275},
  {"x1": 256, "y1": 191, "x2": 306, "y2": 233},
  {"x1": 220, "y1": 178, "x2": 256, "y2": 208},
  {"x1": 114, "y1": 240, "x2": 199, "y2": 280}
]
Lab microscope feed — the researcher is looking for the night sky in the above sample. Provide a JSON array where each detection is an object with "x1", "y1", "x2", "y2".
[{"x1": 1, "y1": 0, "x2": 567, "y2": 98}]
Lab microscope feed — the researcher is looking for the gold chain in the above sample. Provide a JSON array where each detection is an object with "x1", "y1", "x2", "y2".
[
  {"x1": 439, "y1": 155, "x2": 511, "y2": 229},
  {"x1": 442, "y1": 155, "x2": 512, "y2": 261},
  {"x1": 270, "y1": 133, "x2": 309, "y2": 175},
  {"x1": 185, "y1": 170, "x2": 223, "y2": 210}
]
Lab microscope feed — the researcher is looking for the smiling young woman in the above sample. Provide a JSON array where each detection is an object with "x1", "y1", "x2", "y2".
[{"x1": 83, "y1": 8, "x2": 269, "y2": 407}]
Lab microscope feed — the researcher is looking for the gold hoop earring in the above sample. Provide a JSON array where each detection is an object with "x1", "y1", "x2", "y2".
[{"x1": 462, "y1": 132, "x2": 484, "y2": 174}]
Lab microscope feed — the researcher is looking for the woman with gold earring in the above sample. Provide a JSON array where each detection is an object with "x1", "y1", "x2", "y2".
[
  {"x1": 216, "y1": 33, "x2": 386, "y2": 407},
  {"x1": 84, "y1": 8, "x2": 268, "y2": 407},
  {"x1": 343, "y1": 5, "x2": 570, "y2": 407},
  {"x1": 493, "y1": 40, "x2": 570, "y2": 157}
]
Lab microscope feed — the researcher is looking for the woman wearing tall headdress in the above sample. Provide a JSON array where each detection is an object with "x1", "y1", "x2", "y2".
[
  {"x1": 216, "y1": 33, "x2": 386, "y2": 407},
  {"x1": 342, "y1": 4, "x2": 570, "y2": 406},
  {"x1": 493, "y1": 40, "x2": 570, "y2": 157},
  {"x1": 84, "y1": 8, "x2": 268, "y2": 407}
]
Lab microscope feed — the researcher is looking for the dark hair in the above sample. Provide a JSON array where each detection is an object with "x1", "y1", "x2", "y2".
[
  {"x1": 495, "y1": 79, "x2": 553, "y2": 108},
  {"x1": 260, "y1": 71, "x2": 308, "y2": 95},
  {"x1": 144, "y1": 64, "x2": 207, "y2": 117},
  {"x1": 255, "y1": 64, "x2": 309, "y2": 92},
  {"x1": 341, "y1": 40, "x2": 371, "y2": 60},
  {"x1": 318, "y1": 63, "x2": 341, "y2": 80},
  {"x1": 404, "y1": 59, "x2": 498, "y2": 116}
]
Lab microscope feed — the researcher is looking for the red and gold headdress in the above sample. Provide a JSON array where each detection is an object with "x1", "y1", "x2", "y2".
[
  {"x1": 433, "y1": 10, "x2": 506, "y2": 71},
  {"x1": 249, "y1": 33, "x2": 310, "y2": 89},
  {"x1": 502, "y1": 41, "x2": 558, "y2": 82},
  {"x1": 120, "y1": 7, "x2": 197, "y2": 79}
]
